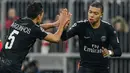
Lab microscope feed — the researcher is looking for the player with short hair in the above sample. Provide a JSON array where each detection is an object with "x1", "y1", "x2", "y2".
[
  {"x1": 60, "y1": 1, "x2": 122, "y2": 73},
  {"x1": 0, "y1": 2, "x2": 71, "y2": 73}
]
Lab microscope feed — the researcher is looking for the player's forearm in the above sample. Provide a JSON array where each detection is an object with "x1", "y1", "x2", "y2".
[
  {"x1": 53, "y1": 24, "x2": 64, "y2": 42},
  {"x1": 40, "y1": 21, "x2": 59, "y2": 30},
  {"x1": 40, "y1": 23, "x2": 55, "y2": 30},
  {"x1": 110, "y1": 40, "x2": 122, "y2": 57}
]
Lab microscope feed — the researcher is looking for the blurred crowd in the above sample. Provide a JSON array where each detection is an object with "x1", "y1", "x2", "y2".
[{"x1": 0, "y1": 0, "x2": 130, "y2": 73}]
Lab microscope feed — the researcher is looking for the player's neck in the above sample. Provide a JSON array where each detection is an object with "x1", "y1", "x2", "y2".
[
  {"x1": 91, "y1": 20, "x2": 100, "y2": 29},
  {"x1": 32, "y1": 19, "x2": 37, "y2": 24}
]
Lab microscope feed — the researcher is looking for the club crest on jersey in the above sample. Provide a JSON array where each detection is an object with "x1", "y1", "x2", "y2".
[{"x1": 101, "y1": 36, "x2": 106, "y2": 42}]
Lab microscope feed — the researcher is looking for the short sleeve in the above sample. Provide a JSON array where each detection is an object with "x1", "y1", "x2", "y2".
[{"x1": 32, "y1": 26, "x2": 48, "y2": 40}]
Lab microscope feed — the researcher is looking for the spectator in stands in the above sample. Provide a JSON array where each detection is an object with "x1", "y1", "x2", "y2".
[
  {"x1": 112, "y1": 16, "x2": 129, "y2": 52},
  {"x1": 22, "y1": 60, "x2": 40, "y2": 73},
  {"x1": 6, "y1": 8, "x2": 19, "y2": 33},
  {"x1": 112, "y1": 16, "x2": 129, "y2": 33}
]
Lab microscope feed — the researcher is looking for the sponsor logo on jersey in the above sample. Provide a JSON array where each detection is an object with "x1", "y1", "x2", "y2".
[{"x1": 84, "y1": 44, "x2": 102, "y2": 53}]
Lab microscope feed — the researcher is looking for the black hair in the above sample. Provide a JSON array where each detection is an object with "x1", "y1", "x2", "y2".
[
  {"x1": 90, "y1": 1, "x2": 103, "y2": 13},
  {"x1": 27, "y1": 2, "x2": 43, "y2": 19}
]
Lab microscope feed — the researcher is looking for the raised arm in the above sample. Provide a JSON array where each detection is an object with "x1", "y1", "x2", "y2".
[
  {"x1": 44, "y1": 9, "x2": 72, "y2": 43},
  {"x1": 61, "y1": 22, "x2": 80, "y2": 41},
  {"x1": 40, "y1": 20, "x2": 59, "y2": 30}
]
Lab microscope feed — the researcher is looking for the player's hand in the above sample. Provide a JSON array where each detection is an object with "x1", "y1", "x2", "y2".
[
  {"x1": 65, "y1": 20, "x2": 70, "y2": 28},
  {"x1": 54, "y1": 14, "x2": 70, "y2": 28},
  {"x1": 54, "y1": 8, "x2": 71, "y2": 28},
  {"x1": 102, "y1": 47, "x2": 109, "y2": 57},
  {"x1": 54, "y1": 15, "x2": 60, "y2": 27},
  {"x1": 102, "y1": 47, "x2": 113, "y2": 57},
  {"x1": 58, "y1": 8, "x2": 72, "y2": 28}
]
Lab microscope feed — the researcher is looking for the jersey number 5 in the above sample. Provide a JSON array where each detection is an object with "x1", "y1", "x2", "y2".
[{"x1": 5, "y1": 30, "x2": 19, "y2": 49}]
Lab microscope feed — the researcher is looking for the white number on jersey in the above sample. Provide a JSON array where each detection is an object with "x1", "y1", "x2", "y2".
[{"x1": 5, "y1": 30, "x2": 19, "y2": 49}]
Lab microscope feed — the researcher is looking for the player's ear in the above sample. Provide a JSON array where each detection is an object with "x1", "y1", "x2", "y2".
[
  {"x1": 100, "y1": 13, "x2": 103, "y2": 18},
  {"x1": 37, "y1": 14, "x2": 41, "y2": 21}
]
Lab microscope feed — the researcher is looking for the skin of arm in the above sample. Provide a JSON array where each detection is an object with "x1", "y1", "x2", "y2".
[
  {"x1": 40, "y1": 20, "x2": 59, "y2": 30},
  {"x1": 44, "y1": 9, "x2": 72, "y2": 43}
]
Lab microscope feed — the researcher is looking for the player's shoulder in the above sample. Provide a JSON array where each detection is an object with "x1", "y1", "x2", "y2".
[
  {"x1": 32, "y1": 24, "x2": 46, "y2": 33},
  {"x1": 101, "y1": 20, "x2": 113, "y2": 28},
  {"x1": 32, "y1": 24, "x2": 40, "y2": 30},
  {"x1": 101, "y1": 20, "x2": 115, "y2": 32},
  {"x1": 76, "y1": 20, "x2": 88, "y2": 24},
  {"x1": 15, "y1": 17, "x2": 34, "y2": 25},
  {"x1": 73, "y1": 20, "x2": 88, "y2": 27},
  {"x1": 72, "y1": 20, "x2": 88, "y2": 27},
  {"x1": 101, "y1": 20, "x2": 111, "y2": 26}
]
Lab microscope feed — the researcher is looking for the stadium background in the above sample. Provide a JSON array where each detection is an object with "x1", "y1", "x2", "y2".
[{"x1": 0, "y1": 0, "x2": 130, "y2": 73}]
